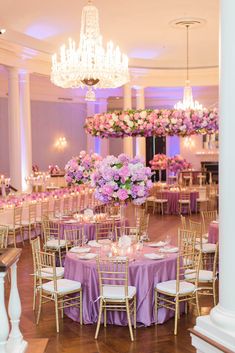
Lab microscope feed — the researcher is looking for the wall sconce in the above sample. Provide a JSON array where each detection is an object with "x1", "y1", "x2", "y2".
[
  {"x1": 55, "y1": 136, "x2": 67, "y2": 150},
  {"x1": 183, "y1": 137, "x2": 195, "y2": 149}
]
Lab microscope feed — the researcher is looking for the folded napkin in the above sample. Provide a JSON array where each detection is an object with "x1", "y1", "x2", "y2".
[
  {"x1": 159, "y1": 247, "x2": 179, "y2": 253},
  {"x1": 144, "y1": 253, "x2": 164, "y2": 260},
  {"x1": 88, "y1": 240, "x2": 102, "y2": 248},
  {"x1": 147, "y1": 241, "x2": 166, "y2": 247},
  {"x1": 70, "y1": 247, "x2": 90, "y2": 254},
  {"x1": 79, "y1": 253, "x2": 97, "y2": 260},
  {"x1": 118, "y1": 235, "x2": 132, "y2": 248},
  {"x1": 98, "y1": 239, "x2": 112, "y2": 245}
]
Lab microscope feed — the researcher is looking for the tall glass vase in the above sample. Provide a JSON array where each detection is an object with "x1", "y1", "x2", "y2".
[{"x1": 119, "y1": 202, "x2": 126, "y2": 237}]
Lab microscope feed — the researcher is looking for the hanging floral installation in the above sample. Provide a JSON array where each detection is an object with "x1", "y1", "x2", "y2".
[{"x1": 84, "y1": 109, "x2": 219, "y2": 138}]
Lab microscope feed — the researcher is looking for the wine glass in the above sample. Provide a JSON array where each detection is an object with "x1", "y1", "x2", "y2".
[{"x1": 165, "y1": 235, "x2": 172, "y2": 247}]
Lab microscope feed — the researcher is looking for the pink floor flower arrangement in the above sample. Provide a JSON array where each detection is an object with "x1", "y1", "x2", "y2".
[
  {"x1": 91, "y1": 154, "x2": 152, "y2": 205},
  {"x1": 84, "y1": 109, "x2": 219, "y2": 138},
  {"x1": 65, "y1": 151, "x2": 102, "y2": 185},
  {"x1": 167, "y1": 155, "x2": 192, "y2": 174},
  {"x1": 149, "y1": 154, "x2": 168, "y2": 170}
]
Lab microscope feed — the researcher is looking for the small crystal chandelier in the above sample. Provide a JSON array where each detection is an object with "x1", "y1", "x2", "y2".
[
  {"x1": 174, "y1": 24, "x2": 203, "y2": 110},
  {"x1": 51, "y1": 0, "x2": 129, "y2": 101}
]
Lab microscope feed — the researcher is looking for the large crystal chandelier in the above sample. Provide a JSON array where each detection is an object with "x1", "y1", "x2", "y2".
[
  {"x1": 51, "y1": 0, "x2": 129, "y2": 101},
  {"x1": 174, "y1": 24, "x2": 203, "y2": 110}
]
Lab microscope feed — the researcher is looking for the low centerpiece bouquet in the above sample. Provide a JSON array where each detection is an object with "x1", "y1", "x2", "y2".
[
  {"x1": 65, "y1": 151, "x2": 102, "y2": 185},
  {"x1": 91, "y1": 153, "x2": 152, "y2": 205},
  {"x1": 149, "y1": 154, "x2": 168, "y2": 171},
  {"x1": 48, "y1": 164, "x2": 60, "y2": 175}
]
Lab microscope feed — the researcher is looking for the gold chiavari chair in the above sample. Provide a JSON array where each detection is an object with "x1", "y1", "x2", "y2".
[
  {"x1": 95, "y1": 257, "x2": 136, "y2": 341},
  {"x1": 36, "y1": 199, "x2": 49, "y2": 223},
  {"x1": 8, "y1": 206, "x2": 24, "y2": 247},
  {"x1": 196, "y1": 187, "x2": 209, "y2": 213},
  {"x1": 53, "y1": 198, "x2": 61, "y2": 217},
  {"x1": 189, "y1": 219, "x2": 216, "y2": 269},
  {"x1": 95, "y1": 204, "x2": 107, "y2": 214},
  {"x1": 36, "y1": 250, "x2": 82, "y2": 333},
  {"x1": 63, "y1": 196, "x2": 71, "y2": 215},
  {"x1": 42, "y1": 217, "x2": 67, "y2": 267},
  {"x1": 77, "y1": 194, "x2": 85, "y2": 212},
  {"x1": 107, "y1": 204, "x2": 120, "y2": 217},
  {"x1": 185, "y1": 242, "x2": 218, "y2": 307},
  {"x1": 153, "y1": 191, "x2": 168, "y2": 215},
  {"x1": 95, "y1": 221, "x2": 114, "y2": 242},
  {"x1": 178, "y1": 191, "x2": 191, "y2": 215},
  {"x1": 155, "y1": 249, "x2": 201, "y2": 335},
  {"x1": 178, "y1": 228, "x2": 196, "y2": 267},
  {"x1": 64, "y1": 227, "x2": 84, "y2": 251},
  {"x1": 115, "y1": 226, "x2": 139, "y2": 241},
  {"x1": 31, "y1": 237, "x2": 64, "y2": 311},
  {"x1": 0, "y1": 225, "x2": 8, "y2": 248},
  {"x1": 201, "y1": 210, "x2": 218, "y2": 235},
  {"x1": 22, "y1": 202, "x2": 37, "y2": 242},
  {"x1": 180, "y1": 215, "x2": 187, "y2": 230}
]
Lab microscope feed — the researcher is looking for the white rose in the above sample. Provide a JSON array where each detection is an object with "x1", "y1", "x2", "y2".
[
  {"x1": 124, "y1": 114, "x2": 130, "y2": 122},
  {"x1": 128, "y1": 121, "x2": 134, "y2": 127},
  {"x1": 138, "y1": 119, "x2": 143, "y2": 125},
  {"x1": 140, "y1": 111, "x2": 147, "y2": 119},
  {"x1": 112, "y1": 113, "x2": 118, "y2": 121},
  {"x1": 109, "y1": 120, "x2": 114, "y2": 126},
  {"x1": 171, "y1": 118, "x2": 177, "y2": 124}
]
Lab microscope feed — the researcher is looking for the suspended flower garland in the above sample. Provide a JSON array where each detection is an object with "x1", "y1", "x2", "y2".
[{"x1": 84, "y1": 109, "x2": 218, "y2": 138}]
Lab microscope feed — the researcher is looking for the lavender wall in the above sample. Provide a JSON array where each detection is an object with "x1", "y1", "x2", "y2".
[{"x1": 0, "y1": 98, "x2": 87, "y2": 175}]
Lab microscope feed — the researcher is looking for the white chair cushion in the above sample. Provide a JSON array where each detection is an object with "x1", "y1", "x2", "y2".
[
  {"x1": 195, "y1": 243, "x2": 216, "y2": 253},
  {"x1": 155, "y1": 199, "x2": 168, "y2": 203},
  {"x1": 147, "y1": 196, "x2": 156, "y2": 202},
  {"x1": 156, "y1": 280, "x2": 195, "y2": 295},
  {"x1": 36, "y1": 217, "x2": 42, "y2": 222},
  {"x1": 22, "y1": 220, "x2": 35, "y2": 225},
  {"x1": 185, "y1": 269, "x2": 213, "y2": 282},
  {"x1": 203, "y1": 233, "x2": 208, "y2": 238},
  {"x1": 7, "y1": 224, "x2": 22, "y2": 230},
  {"x1": 183, "y1": 258, "x2": 193, "y2": 266},
  {"x1": 37, "y1": 267, "x2": 64, "y2": 279},
  {"x1": 41, "y1": 278, "x2": 81, "y2": 294},
  {"x1": 196, "y1": 198, "x2": 209, "y2": 202},
  {"x1": 196, "y1": 237, "x2": 208, "y2": 244},
  {"x1": 102, "y1": 285, "x2": 136, "y2": 300},
  {"x1": 178, "y1": 200, "x2": 190, "y2": 204},
  {"x1": 46, "y1": 239, "x2": 67, "y2": 248}
]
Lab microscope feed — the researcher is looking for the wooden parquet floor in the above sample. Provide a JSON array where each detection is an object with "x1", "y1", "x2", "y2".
[{"x1": 5, "y1": 209, "x2": 213, "y2": 353}]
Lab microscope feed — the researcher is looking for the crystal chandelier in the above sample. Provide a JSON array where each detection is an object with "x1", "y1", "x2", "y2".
[
  {"x1": 51, "y1": 0, "x2": 129, "y2": 101},
  {"x1": 174, "y1": 24, "x2": 203, "y2": 110}
]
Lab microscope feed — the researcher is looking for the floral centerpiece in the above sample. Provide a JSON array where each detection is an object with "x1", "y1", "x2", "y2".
[
  {"x1": 167, "y1": 155, "x2": 192, "y2": 175},
  {"x1": 32, "y1": 164, "x2": 39, "y2": 173},
  {"x1": 65, "y1": 151, "x2": 102, "y2": 185},
  {"x1": 84, "y1": 108, "x2": 219, "y2": 138},
  {"x1": 91, "y1": 154, "x2": 152, "y2": 205},
  {"x1": 48, "y1": 164, "x2": 60, "y2": 175},
  {"x1": 149, "y1": 154, "x2": 168, "y2": 171}
]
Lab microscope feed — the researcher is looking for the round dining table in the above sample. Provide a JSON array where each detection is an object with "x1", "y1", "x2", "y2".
[
  {"x1": 64, "y1": 245, "x2": 178, "y2": 327},
  {"x1": 162, "y1": 190, "x2": 199, "y2": 215}
]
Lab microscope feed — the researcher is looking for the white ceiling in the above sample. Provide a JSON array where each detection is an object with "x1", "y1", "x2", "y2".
[{"x1": 0, "y1": 0, "x2": 219, "y2": 68}]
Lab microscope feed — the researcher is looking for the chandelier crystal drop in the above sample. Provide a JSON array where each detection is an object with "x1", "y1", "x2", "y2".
[
  {"x1": 51, "y1": 0, "x2": 129, "y2": 101},
  {"x1": 174, "y1": 24, "x2": 203, "y2": 110}
]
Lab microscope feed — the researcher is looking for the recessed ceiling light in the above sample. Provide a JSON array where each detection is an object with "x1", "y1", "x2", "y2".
[{"x1": 0, "y1": 29, "x2": 6, "y2": 34}]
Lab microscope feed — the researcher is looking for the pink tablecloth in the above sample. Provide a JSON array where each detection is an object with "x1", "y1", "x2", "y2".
[
  {"x1": 64, "y1": 247, "x2": 177, "y2": 327},
  {"x1": 208, "y1": 222, "x2": 219, "y2": 244},
  {"x1": 162, "y1": 191, "x2": 198, "y2": 215}
]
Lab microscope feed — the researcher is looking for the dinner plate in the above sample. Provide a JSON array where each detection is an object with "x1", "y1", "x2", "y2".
[
  {"x1": 78, "y1": 253, "x2": 97, "y2": 260},
  {"x1": 144, "y1": 253, "x2": 165, "y2": 260},
  {"x1": 159, "y1": 247, "x2": 179, "y2": 253},
  {"x1": 147, "y1": 241, "x2": 166, "y2": 247},
  {"x1": 88, "y1": 240, "x2": 102, "y2": 248},
  {"x1": 70, "y1": 247, "x2": 90, "y2": 254},
  {"x1": 98, "y1": 239, "x2": 112, "y2": 245}
]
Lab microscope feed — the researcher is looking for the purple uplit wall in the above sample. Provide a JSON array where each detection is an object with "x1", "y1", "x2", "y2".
[{"x1": 166, "y1": 136, "x2": 180, "y2": 157}]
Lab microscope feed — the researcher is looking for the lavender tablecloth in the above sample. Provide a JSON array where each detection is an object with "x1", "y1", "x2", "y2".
[
  {"x1": 64, "y1": 247, "x2": 178, "y2": 327},
  {"x1": 208, "y1": 222, "x2": 219, "y2": 244},
  {"x1": 162, "y1": 191, "x2": 198, "y2": 214}
]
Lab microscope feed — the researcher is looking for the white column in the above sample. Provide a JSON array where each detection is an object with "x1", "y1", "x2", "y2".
[
  {"x1": 123, "y1": 83, "x2": 133, "y2": 157},
  {"x1": 135, "y1": 87, "x2": 146, "y2": 163},
  {"x1": 98, "y1": 98, "x2": 109, "y2": 157},
  {"x1": 8, "y1": 68, "x2": 22, "y2": 192},
  {"x1": 19, "y1": 71, "x2": 32, "y2": 192},
  {"x1": 7, "y1": 261, "x2": 28, "y2": 353},
  {"x1": 0, "y1": 272, "x2": 9, "y2": 353},
  {"x1": 191, "y1": 0, "x2": 235, "y2": 351},
  {"x1": 86, "y1": 101, "x2": 96, "y2": 153}
]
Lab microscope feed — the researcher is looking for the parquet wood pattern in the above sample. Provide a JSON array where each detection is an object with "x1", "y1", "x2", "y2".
[{"x1": 5, "y1": 208, "x2": 213, "y2": 353}]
